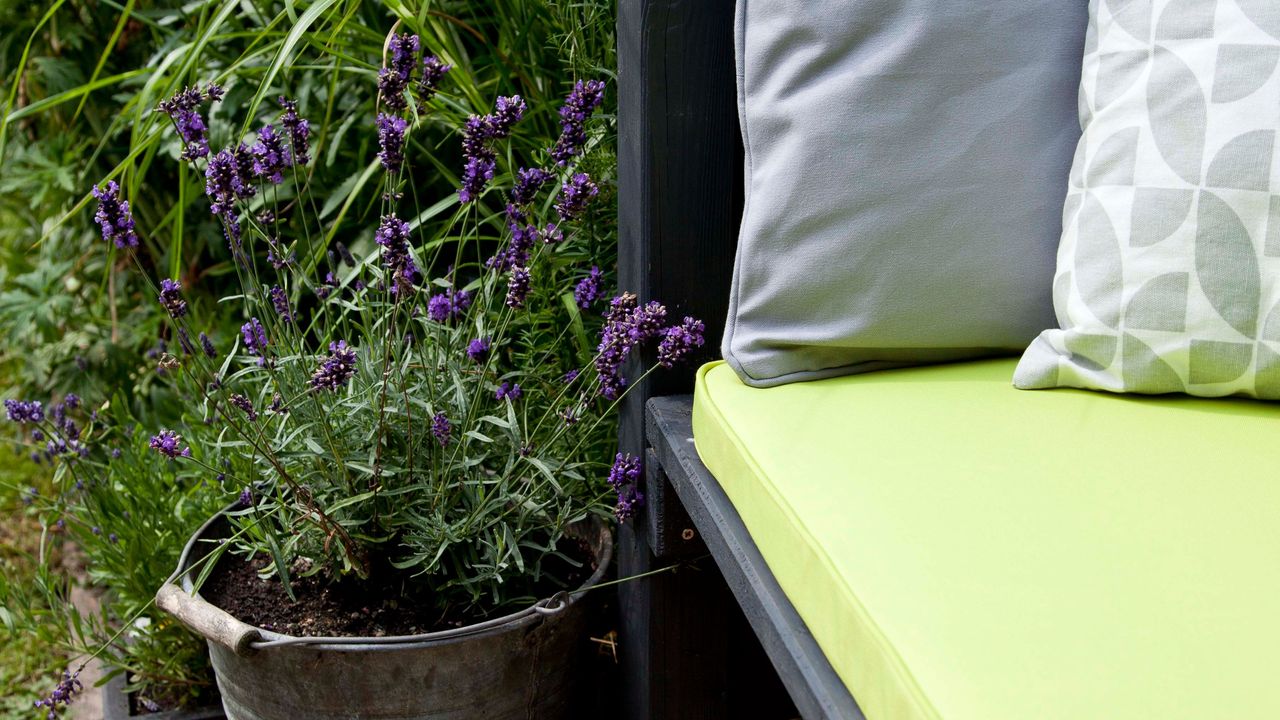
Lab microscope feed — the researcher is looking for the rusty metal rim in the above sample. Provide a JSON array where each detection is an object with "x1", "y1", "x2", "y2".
[{"x1": 166, "y1": 501, "x2": 614, "y2": 654}]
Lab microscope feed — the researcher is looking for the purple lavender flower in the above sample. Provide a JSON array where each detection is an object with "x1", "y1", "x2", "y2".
[
  {"x1": 616, "y1": 484, "x2": 645, "y2": 522},
  {"x1": 457, "y1": 96, "x2": 527, "y2": 202},
  {"x1": 574, "y1": 266, "x2": 603, "y2": 309},
  {"x1": 157, "y1": 84, "x2": 222, "y2": 160},
  {"x1": 417, "y1": 55, "x2": 451, "y2": 109},
  {"x1": 91, "y1": 181, "x2": 140, "y2": 249},
  {"x1": 490, "y1": 95, "x2": 526, "y2": 135},
  {"x1": 539, "y1": 223, "x2": 564, "y2": 245},
  {"x1": 608, "y1": 452, "x2": 642, "y2": 489},
  {"x1": 250, "y1": 124, "x2": 291, "y2": 184},
  {"x1": 562, "y1": 369, "x2": 579, "y2": 384},
  {"x1": 378, "y1": 33, "x2": 420, "y2": 111},
  {"x1": 149, "y1": 430, "x2": 191, "y2": 459},
  {"x1": 239, "y1": 487, "x2": 255, "y2": 508},
  {"x1": 269, "y1": 285, "x2": 292, "y2": 323},
  {"x1": 4, "y1": 400, "x2": 43, "y2": 423},
  {"x1": 608, "y1": 452, "x2": 645, "y2": 521},
  {"x1": 550, "y1": 79, "x2": 606, "y2": 166},
  {"x1": 495, "y1": 382, "x2": 523, "y2": 401},
  {"x1": 279, "y1": 96, "x2": 311, "y2": 165},
  {"x1": 459, "y1": 156, "x2": 496, "y2": 204},
  {"x1": 511, "y1": 167, "x2": 552, "y2": 206},
  {"x1": 31, "y1": 429, "x2": 44, "y2": 442},
  {"x1": 241, "y1": 318, "x2": 268, "y2": 365},
  {"x1": 34, "y1": 669, "x2": 82, "y2": 719},
  {"x1": 431, "y1": 412, "x2": 451, "y2": 447},
  {"x1": 594, "y1": 294, "x2": 669, "y2": 400},
  {"x1": 230, "y1": 393, "x2": 257, "y2": 421},
  {"x1": 109, "y1": 533, "x2": 119, "y2": 544},
  {"x1": 377, "y1": 113, "x2": 409, "y2": 171},
  {"x1": 178, "y1": 327, "x2": 196, "y2": 355},
  {"x1": 205, "y1": 148, "x2": 254, "y2": 216},
  {"x1": 505, "y1": 266, "x2": 531, "y2": 308},
  {"x1": 466, "y1": 337, "x2": 491, "y2": 363},
  {"x1": 310, "y1": 340, "x2": 358, "y2": 391},
  {"x1": 486, "y1": 207, "x2": 536, "y2": 271},
  {"x1": 555, "y1": 173, "x2": 599, "y2": 222},
  {"x1": 158, "y1": 278, "x2": 188, "y2": 318},
  {"x1": 111, "y1": 448, "x2": 122, "y2": 459},
  {"x1": 269, "y1": 393, "x2": 288, "y2": 414},
  {"x1": 657, "y1": 316, "x2": 707, "y2": 368},
  {"x1": 199, "y1": 332, "x2": 217, "y2": 358},
  {"x1": 374, "y1": 214, "x2": 419, "y2": 295},
  {"x1": 427, "y1": 288, "x2": 472, "y2": 323}
]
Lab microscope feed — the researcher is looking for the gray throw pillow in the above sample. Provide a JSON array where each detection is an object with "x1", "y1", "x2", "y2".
[{"x1": 722, "y1": 0, "x2": 1089, "y2": 387}]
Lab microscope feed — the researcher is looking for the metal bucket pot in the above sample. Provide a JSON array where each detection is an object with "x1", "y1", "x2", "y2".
[{"x1": 156, "y1": 508, "x2": 613, "y2": 720}]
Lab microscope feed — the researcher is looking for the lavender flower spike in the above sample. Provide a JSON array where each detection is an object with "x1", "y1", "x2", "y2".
[
  {"x1": 241, "y1": 317, "x2": 269, "y2": 365},
  {"x1": 427, "y1": 288, "x2": 472, "y2": 323},
  {"x1": 279, "y1": 97, "x2": 311, "y2": 165},
  {"x1": 230, "y1": 393, "x2": 257, "y2": 421},
  {"x1": 34, "y1": 669, "x2": 82, "y2": 719},
  {"x1": 555, "y1": 173, "x2": 599, "y2": 222},
  {"x1": 375, "y1": 214, "x2": 420, "y2": 295},
  {"x1": 511, "y1": 167, "x2": 552, "y2": 206},
  {"x1": 505, "y1": 266, "x2": 531, "y2": 308},
  {"x1": 550, "y1": 79, "x2": 606, "y2": 166},
  {"x1": 4, "y1": 400, "x2": 43, "y2": 423},
  {"x1": 378, "y1": 33, "x2": 420, "y2": 111},
  {"x1": 574, "y1": 266, "x2": 603, "y2": 309},
  {"x1": 377, "y1": 113, "x2": 408, "y2": 171},
  {"x1": 92, "y1": 181, "x2": 140, "y2": 249},
  {"x1": 431, "y1": 412, "x2": 452, "y2": 447},
  {"x1": 199, "y1": 332, "x2": 217, "y2": 358},
  {"x1": 269, "y1": 285, "x2": 293, "y2": 323},
  {"x1": 205, "y1": 148, "x2": 255, "y2": 216},
  {"x1": 158, "y1": 278, "x2": 188, "y2": 318},
  {"x1": 657, "y1": 316, "x2": 707, "y2": 368},
  {"x1": 608, "y1": 453, "x2": 645, "y2": 521},
  {"x1": 466, "y1": 337, "x2": 491, "y2": 363},
  {"x1": 250, "y1": 124, "x2": 291, "y2": 184},
  {"x1": 150, "y1": 430, "x2": 191, "y2": 459},
  {"x1": 417, "y1": 55, "x2": 451, "y2": 109},
  {"x1": 157, "y1": 84, "x2": 222, "y2": 160},
  {"x1": 310, "y1": 340, "x2": 358, "y2": 391},
  {"x1": 495, "y1": 382, "x2": 523, "y2": 401}
]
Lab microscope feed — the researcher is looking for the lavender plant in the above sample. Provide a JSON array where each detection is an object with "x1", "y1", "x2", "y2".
[{"x1": 33, "y1": 34, "x2": 702, "y2": 614}]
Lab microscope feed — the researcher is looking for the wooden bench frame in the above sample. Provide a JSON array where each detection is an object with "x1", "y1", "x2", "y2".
[{"x1": 616, "y1": 2, "x2": 864, "y2": 717}]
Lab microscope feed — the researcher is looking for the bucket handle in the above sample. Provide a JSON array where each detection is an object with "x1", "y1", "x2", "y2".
[{"x1": 156, "y1": 582, "x2": 262, "y2": 656}]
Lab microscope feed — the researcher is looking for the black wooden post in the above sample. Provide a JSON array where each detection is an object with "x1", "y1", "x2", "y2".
[{"x1": 616, "y1": 0, "x2": 746, "y2": 717}]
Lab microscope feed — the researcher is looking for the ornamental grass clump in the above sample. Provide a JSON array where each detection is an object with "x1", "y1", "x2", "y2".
[{"x1": 52, "y1": 33, "x2": 702, "y2": 618}]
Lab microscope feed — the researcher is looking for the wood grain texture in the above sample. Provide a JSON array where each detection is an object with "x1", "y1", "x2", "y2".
[{"x1": 616, "y1": 0, "x2": 748, "y2": 717}]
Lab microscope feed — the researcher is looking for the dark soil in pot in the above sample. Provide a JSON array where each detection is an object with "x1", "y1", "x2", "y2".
[{"x1": 198, "y1": 529, "x2": 595, "y2": 637}]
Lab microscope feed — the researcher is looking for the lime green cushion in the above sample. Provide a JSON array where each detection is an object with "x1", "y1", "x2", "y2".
[{"x1": 692, "y1": 359, "x2": 1280, "y2": 720}]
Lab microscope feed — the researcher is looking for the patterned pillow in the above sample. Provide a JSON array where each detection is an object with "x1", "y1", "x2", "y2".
[{"x1": 1015, "y1": 0, "x2": 1280, "y2": 399}]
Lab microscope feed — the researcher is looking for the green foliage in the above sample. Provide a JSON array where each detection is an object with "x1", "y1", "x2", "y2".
[
  {"x1": 1, "y1": 0, "x2": 621, "y2": 710},
  {"x1": 0, "y1": 396, "x2": 227, "y2": 711}
]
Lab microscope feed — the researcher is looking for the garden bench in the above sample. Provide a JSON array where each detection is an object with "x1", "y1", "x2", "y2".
[{"x1": 615, "y1": 2, "x2": 1280, "y2": 719}]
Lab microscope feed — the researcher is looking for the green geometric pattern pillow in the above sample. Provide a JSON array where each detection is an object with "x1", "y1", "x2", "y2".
[{"x1": 1015, "y1": 0, "x2": 1280, "y2": 399}]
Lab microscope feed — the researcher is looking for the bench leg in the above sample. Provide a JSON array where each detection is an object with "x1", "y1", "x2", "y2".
[{"x1": 618, "y1": 521, "x2": 731, "y2": 720}]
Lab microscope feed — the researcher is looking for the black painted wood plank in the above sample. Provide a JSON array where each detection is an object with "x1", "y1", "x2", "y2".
[
  {"x1": 647, "y1": 396, "x2": 867, "y2": 720},
  {"x1": 616, "y1": 1, "x2": 747, "y2": 717}
]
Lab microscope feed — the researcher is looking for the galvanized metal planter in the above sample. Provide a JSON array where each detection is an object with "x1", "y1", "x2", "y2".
[
  {"x1": 101, "y1": 674, "x2": 225, "y2": 720},
  {"x1": 156, "y1": 508, "x2": 613, "y2": 720}
]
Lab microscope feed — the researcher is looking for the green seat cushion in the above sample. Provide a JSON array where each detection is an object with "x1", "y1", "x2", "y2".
[{"x1": 692, "y1": 359, "x2": 1280, "y2": 720}]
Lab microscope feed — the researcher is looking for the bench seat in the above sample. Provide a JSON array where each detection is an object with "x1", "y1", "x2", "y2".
[{"x1": 692, "y1": 359, "x2": 1280, "y2": 720}]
